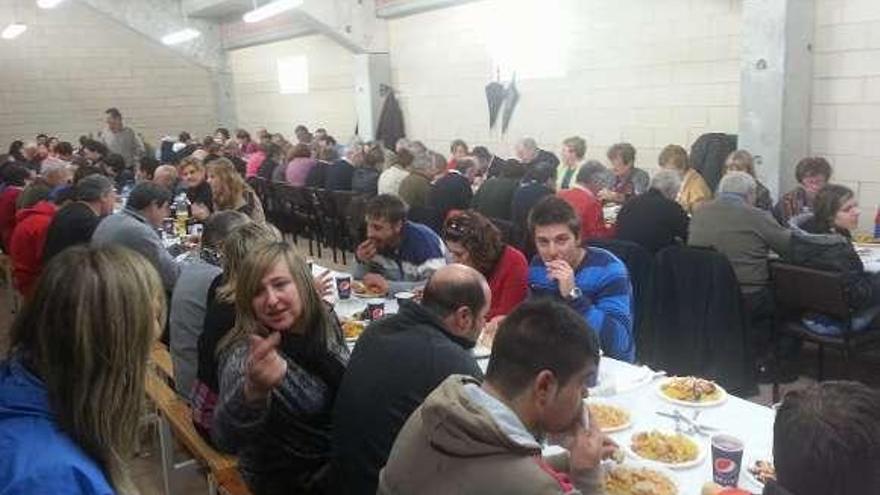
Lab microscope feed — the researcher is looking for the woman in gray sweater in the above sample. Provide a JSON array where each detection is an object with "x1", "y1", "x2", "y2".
[{"x1": 212, "y1": 242, "x2": 348, "y2": 494}]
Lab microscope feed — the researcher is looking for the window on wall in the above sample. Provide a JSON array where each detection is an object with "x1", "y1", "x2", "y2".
[
  {"x1": 277, "y1": 55, "x2": 309, "y2": 94},
  {"x1": 488, "y1": 0, "x2": 568, "y2": 80}
]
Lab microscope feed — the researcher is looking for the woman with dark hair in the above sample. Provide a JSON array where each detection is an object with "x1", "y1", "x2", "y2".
[
  {"x1": 442, "y1": 211, "x2": 528, "y2": 325},
  {"x1": 236, "y1": 129, "x2": 258, "y2": 157},
  {"x1": 775, "y1": 156, "x2": 833, "y2": 225},
  {"x1": 212, "y1": 242, "x2": 348, "y2": 494},
  {"x1": 7, "y1": 140, "x2": 25, "y2": 162},
  {"x1": 789, "y1": 184, "x2": 880, "y2": 333}
]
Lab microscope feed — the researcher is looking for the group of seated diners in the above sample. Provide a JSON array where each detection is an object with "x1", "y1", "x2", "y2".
[{"x1": 0, "y1": 126, "x2": 878, "y2": 495}]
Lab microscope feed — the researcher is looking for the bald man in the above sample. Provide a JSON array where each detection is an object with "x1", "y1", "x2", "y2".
[
  {"x1": 153, "y1": 164, "x2": 178, "y2": 193},
  {"x1": 333, "y1": 264, "x2": 491, "y2": 495}
]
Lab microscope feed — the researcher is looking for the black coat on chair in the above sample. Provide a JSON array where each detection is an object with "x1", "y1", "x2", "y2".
[{"x1": 645, "y1": 245, "x2": 757, "y2": 396}]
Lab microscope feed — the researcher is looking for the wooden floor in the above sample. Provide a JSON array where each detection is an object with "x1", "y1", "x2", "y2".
[{"x1": 0, "y1": 241, "x2": 878, "y2": 494}]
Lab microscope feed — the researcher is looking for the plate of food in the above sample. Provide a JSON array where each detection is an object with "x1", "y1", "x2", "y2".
[
  {"x1": 341, "y1": 319, "x2": 366, "y2": 342},
  {"x1": 586, "y1": 400, "x2": 632, "y2": 433},
  {"x1": 743, "y1": 456, "x2": 776, "y2": 490},
  {"x1": 603, "y1": 463, "x2": 679, "y2": 495},
  {"x1": 352, "y1": 280, "x2": 387, "y2": 299},
  {"x1": 626, "y1": 430, "x2": 705, "y2": 470},
  {"x1": 657, "y1": 376, "x2": 728, "y2": 407}
]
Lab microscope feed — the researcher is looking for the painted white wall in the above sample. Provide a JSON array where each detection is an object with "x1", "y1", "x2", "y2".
[
  {"x1": 386, "y1": 0, "x2": 742, "y2": 172},
  {"x1": 0, "y1": 0, "x2": 216, "y2": 148},
  {"x1": 227, "y1": 35, "x2": 357, "y2": 139},
  {"x1": 812, "y1": 0, "x2": 880, "y2": 230}
]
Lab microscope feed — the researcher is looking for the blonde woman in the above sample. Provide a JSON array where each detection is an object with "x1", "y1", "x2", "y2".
[
  {"x1": 724, "y1": 150, "x2": 774, "y2": 211},
  {"x1": 206, "y1": 158, "x2": 265, "y2": 223},
  {"x1": 658, "y1": 144, "x2": 711, "y2": 214},
  {"x1": 0, "y1": 245, "x2": 165, "y2": 494},
  {"x1": 213, "y1": 242, "x2": 348, "y2": 494}
]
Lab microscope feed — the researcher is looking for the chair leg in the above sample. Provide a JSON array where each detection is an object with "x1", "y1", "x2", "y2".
[
  {"x1": 772, "y1": 332, "x2": 781, "y2": 403},
  {"x1": 157, "y1": 415, "x2": 175, "y2": 495},
  {"x1": 817, "y1": 344, "x2": 825, "y2": 381}
]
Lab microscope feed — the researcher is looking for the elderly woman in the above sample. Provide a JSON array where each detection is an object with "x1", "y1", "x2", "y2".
[
  {"x1": 599, "y1": 142, "x2": 649, "y2": 204},
  {"x1": 442, "y1": 211, "x2": 528, "y2": 322},
  {"x1": 724, "y1": 150, "x2": 774, "y2": 211},
  {"x1": 207, "y1": 158, "x2": 265, "y2": 223},
  {"x1": 774, "y1": 157, "x2": 833, "y2": 225},
  {"x1": 213, "y1": 242, "x2": 348, "y2": 494},
  {"x1": 658, "y1": 144, "x2": 711, "y2": 214},
  {"x1": 789, "y1": 185, "x2": 880, "y2": 333},
  {"x1": 615, "y1": 169, "x2": 690, "y2": 253},
  {"x1": 285, "y1": 143, "x2": 317, "y2": 187}
]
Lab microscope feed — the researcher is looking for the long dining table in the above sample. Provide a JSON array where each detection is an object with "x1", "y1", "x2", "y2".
[{"x1": 322, "y1": 262, "x2": 775, "y2": 495}]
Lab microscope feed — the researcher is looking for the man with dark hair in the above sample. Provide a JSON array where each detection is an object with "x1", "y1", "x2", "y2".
[
  {"x1": 81, "y1": 139, "x2": 108, "y2": 168},
  {"x1": 471, "y1": 159, "x2": 525, "y2": 221},
  {"x1": 511, "y1": 160, "x2": 557, "y2": 232},
  {"x1": 98, "y1": 107, "x2": 144, "y2": 170},
  {"x1": 472, "y1": 145, "x2": 508, "y2": 179},
  {"x1": 91, "y1": 181, "x2": 179, "y2": 290},
  {"x1": 137, "y1": 156, "x2": 160, "y2": 182},
  {"x1": 527, "y1": 196, "x2": 635, "y2": 362},
  {"x1": 428, "y1": 157, "x2": 475, "y2": 221},
  {"x1": 354, "y1": 194, "x2": 447, "y2": 294},
  {"x1": 334, "y1": 264, "x2": 489, "y2": 495},
  {"x1": 767, "y1": 381, "x2": 880, "y2": 495},
  {"x1": 43, "y1": 174, "x2": 116, "y2": 263},
  {"x1": 379, "y1": 300, "x2": 615, "y2": 494}
]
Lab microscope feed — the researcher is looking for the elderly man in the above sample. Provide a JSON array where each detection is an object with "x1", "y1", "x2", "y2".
[
  {"x1": 399, "y1": 151, "x2": 441, "y2": 209},
  {"x1": 334, "y1": 264, "x2": 489, "y2": 495},
  {"x1": 324, "y1": 138, "x2": 364, "y2": 191},
  {"x1": 91, "y1": 181, "x2": 179, "y2": 291},
  {"x1": 97, "y1": 107, "x2": 144, "y2": 170},
  {"x1": 43, "y1": 174, "x2": 116, "y2": 263},
  {"x1": 515, "y1": 137, "x2": 559, "y2": 169},
  {"x1": 689, "y1": 171, "x2": 791, "y2": 379},
  {"x1": 557, "y1": 160, "x2": 614, "y2": 241},
  {"x1": 556, "y1": 136, "x2": 588, "y2": 190},
  {"x1": 615, "y1": 169, "x2": 690, "y2": 253},
  {"x1": 153, "y1": 164, "x2": 179, "y2": 193},
  {"x1": 354, "y1": 194, "x2": 447, "y2": 295}
]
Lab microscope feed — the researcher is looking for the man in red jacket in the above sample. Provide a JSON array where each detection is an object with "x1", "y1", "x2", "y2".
[{"x1": 10, "y1": 199, "x2": 57, "y2": 297}]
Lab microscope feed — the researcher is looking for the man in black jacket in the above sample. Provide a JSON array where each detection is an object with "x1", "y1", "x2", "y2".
[
  {"x1": 42, "y1": 174, "x2": 116, "y2": 263},
  {"x1": 332, "y1": 264, "x2": 491, "y2": 495},
  {"x1": 428, "y1": 157, "x2": 475, "y2": 221},
  {"x1": 615, "y1": 170, "x2": 690, "y2": 253},
  {"x1": 324, "y1": 140, "x2": 364, "y2": 191}
]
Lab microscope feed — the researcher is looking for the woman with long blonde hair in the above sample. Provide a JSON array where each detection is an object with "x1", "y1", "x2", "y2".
[
  {"x1": 206, "y1": 158, "x2": 265, "y2": 223},
  {"x1": 0, "y1": 245, "x2": 165, "y2": 494},
  {"x1": 212, "y1": 242, "x2": 348, "y2": 494}
]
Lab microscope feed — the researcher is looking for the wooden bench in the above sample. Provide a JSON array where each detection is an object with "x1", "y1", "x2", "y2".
[{"x1": 146, "y1": 344, "x2": 250, "y2": 495}]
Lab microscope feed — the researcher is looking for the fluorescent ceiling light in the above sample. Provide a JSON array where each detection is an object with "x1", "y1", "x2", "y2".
[
  {"x1": 161, "y1": 28, "x2": 201, "y2": 45},
  {"x1": 1, "y1": 24, "x2": 27, "y2": 40},
  {"x1": 243, "y1": 0, "x2": 303, "y2": 24},
  {"x1": 37, "y1": 0, "x2": 67, "y2": 9}
]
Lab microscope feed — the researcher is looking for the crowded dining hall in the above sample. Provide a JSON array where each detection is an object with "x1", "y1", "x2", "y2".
[{"x1": 1, "y1": 0, "x2": 880, "y2": 494}]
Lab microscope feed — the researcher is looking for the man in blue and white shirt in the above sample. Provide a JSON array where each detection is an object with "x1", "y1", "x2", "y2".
[{"x1": 354, "y1": 194, "x2": 448, "y2": 295}]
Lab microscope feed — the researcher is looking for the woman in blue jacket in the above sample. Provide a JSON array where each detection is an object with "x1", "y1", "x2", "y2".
[{"x1": 0, "y1": 245, "x2": 166, "y2": 494}]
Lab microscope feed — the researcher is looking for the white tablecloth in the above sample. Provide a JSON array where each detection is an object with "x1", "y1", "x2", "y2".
[{"x1": 477, "y1": 357, "x2": 774, "y2": 494}]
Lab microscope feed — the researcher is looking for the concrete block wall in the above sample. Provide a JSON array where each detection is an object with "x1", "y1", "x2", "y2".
[
  {"x1": 386, "y1": 0, "x2": 742, "y2": 172},
  {"x1": 227, "y1": 35, "x2": 357, "y2": 139},
  {"x1": 813, "y1": 0, "x2": 880, "y2": 230},
  {"x1": 0, "y1": 0, "x2": 216, "y2": 148}
]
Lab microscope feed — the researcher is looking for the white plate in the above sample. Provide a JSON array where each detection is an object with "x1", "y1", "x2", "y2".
[
  {"x1": 656, "y1": 377, "x2": 729, "y2": 408},
  {"x1": 602, "y1": 460, "x2": 681, "y2": 495},
  {"x1": 742, "y1": 455, "x2": 776, "y2": 490},
  {"x1": 625, "y1": 429, "x2": 706, "y2": 470},
  {"x1": 586, "y1": 399, "x2": 632, "y2": 433},
  {"x1": 590, "y1": 364, "x2": 657, "y2": 397}
]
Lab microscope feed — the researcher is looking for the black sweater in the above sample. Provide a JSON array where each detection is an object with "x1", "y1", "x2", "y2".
[{"x1": 332, "y1": 301, "x2": 482, "y2": 495}]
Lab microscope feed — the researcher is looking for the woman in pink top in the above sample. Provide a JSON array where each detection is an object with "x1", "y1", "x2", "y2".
[
  {"x1": 235, "y1": 129, "x2": 258, "y2": 158},
  {"x1": 244, "y1": 144, "x2": 266, "y2": 178},
  {"x1": 285, "y1": 143, "x2": 317, "y2": 186}
]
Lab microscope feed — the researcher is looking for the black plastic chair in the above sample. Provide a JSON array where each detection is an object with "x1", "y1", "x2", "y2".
[{"x1": 770, "y1": 263, "x2": 880, "y2": 400}]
